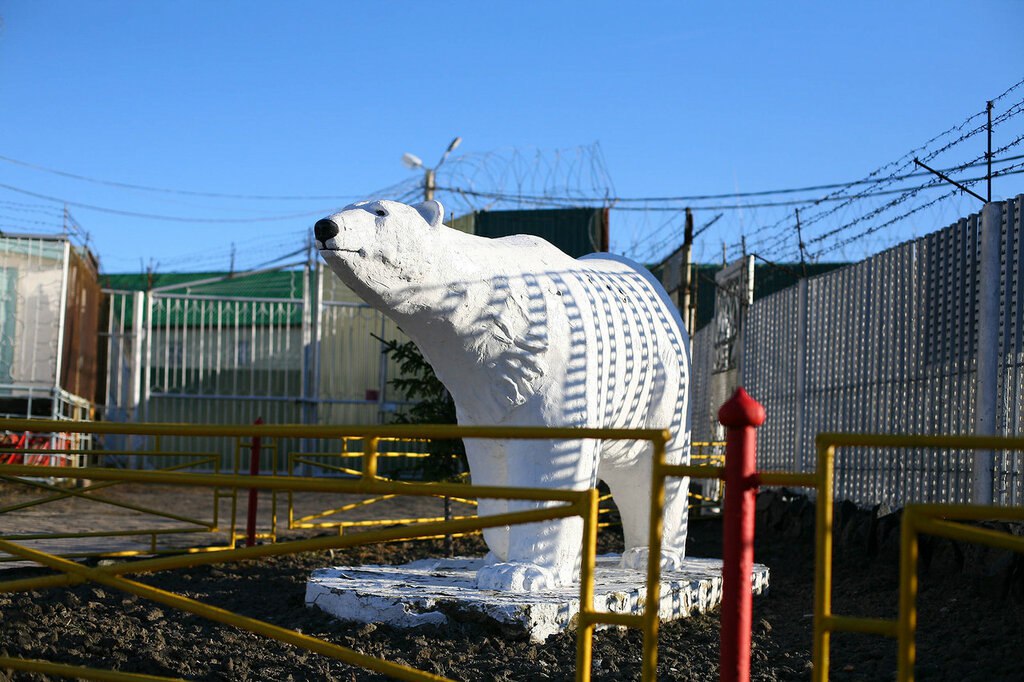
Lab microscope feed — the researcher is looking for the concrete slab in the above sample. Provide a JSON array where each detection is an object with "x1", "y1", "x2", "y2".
[{"x1": 306, "y1": 555, "x2": 769, "y2": 642}]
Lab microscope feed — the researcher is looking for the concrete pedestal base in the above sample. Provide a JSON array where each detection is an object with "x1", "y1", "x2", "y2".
[{"x1": 306, "y1": 555, "x2": 769, "y2": 642}]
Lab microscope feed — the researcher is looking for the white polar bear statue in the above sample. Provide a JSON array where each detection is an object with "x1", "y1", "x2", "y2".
[{"x1": 314, "y1": 199, "x2": 691, "y2": 591}]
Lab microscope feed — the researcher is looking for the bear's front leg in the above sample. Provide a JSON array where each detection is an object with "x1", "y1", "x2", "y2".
[
  {"x1": 476, "y1": 553, "x2": 560, "y2": 592},
  {"x1": 469, "y1": 438, "x2": 600, "y2": 592}
]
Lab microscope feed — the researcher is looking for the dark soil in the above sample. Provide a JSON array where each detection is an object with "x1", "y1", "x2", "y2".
[{"x1": 2, "y1": 491, "x2": 1024, "y2": 681}]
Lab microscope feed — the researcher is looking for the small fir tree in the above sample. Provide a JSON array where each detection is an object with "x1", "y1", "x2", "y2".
[{"x1": 374, "y1": 335, "x2": 467, "y2": 481}]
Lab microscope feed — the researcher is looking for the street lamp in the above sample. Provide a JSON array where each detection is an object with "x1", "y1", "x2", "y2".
[{"x1": 402, "y1": 136, "x2": 462, "y2": 202}]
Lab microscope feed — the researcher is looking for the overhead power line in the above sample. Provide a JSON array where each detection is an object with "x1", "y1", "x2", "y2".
[
  {"x1": 730, "y1": 89, "x2": 1024, "y2": 263},
  {"x1": 441, "y1": 162, "x2": 1024, "y2": 212},
  {"x1": 440, "y1": 153, "x2": 1024, "y2": 206},
  {"x1": 804, "y1": 139, "x2": 1024, "y2": 249},
  {"x1": 0, "y1": 214, "x2": 63, "y2": 228},
  {"x1": 0, "y1": 181, "x2": 337, "y2": 223},
  {"x1": 2, "y1": 78, "x2": 1023, "y2": 269},
  {"x1": 795, "y1": 95, "x2": 1024, "y2": 235},
  {"x1": 0, "y1": 153, "x2": 369, "y2": 202}
]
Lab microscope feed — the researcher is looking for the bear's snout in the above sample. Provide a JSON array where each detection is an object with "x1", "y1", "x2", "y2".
[{"x1": 314, "y1": 218, "x2": 340, "y2": 244}]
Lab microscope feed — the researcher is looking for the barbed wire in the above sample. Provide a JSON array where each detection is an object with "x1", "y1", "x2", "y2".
[
  {"x1": 803, "y1": 131, "x2": 1024, "y2": 250},
  {"x1": 443, "y1": 153, "x2": 1024, "y2": 207},
  {"x1": 2, "y1": 78, "x2": 1023, "y2": 271},
  {"x1": 721, "y1": 93, "x2": 1024, "y2": 263},
  {"x1": 448, "y1": 160, "x2": 1024, "y2": 212},
  {"x1": 425, "y1": 87, "x2": 1024, "y2": 267},
  {"x1": 817, "y1": 158, "x2": 1024, "y2": 258},
  {"x1": 792, "y1": 95, "x2": 1024, "y2": 237},
  {"x1": 430, "y1": 143, "x2": 616, "y2": 215},
  {"x1": 728, "y1": 87, "x2": 1024, "y2": 264}
]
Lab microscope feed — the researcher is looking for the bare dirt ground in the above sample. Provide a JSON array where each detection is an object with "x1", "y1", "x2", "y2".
[{"x1": 1, "y1": 482, "x2": 1023, "y2": 681}]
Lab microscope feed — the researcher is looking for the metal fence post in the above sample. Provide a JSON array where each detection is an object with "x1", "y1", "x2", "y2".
[
  {"x1": 718, "y1": 387, "x2": 766, "y2": 682},
  {"x1": 129, "y1": 291, "x2": 145, "y2": 419},
  {"x1": 300, "y1": 260, "x2": 310, "y2": 468},
  {"x1": 974, "y1": 201, "x2": 1002, "y2": 504},
  {"x1": 246, "y1": 417, "x2": 265, "y2": 547},
  {"x1": 794, "y1": 278, "x2": 808, "y2": 473}
]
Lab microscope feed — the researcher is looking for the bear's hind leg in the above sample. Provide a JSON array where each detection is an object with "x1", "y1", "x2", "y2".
[{"x1": 599, "y1": 444, "x2": 688, "y2": 573}]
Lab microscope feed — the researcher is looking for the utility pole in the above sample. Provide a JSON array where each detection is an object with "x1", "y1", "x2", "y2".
[
  {"x1": 681, "y1": 207, "x2": 694, "y2": 334},
  {"x1": 403, "y1": 137, "x2": 462, "y2": 203},
  {"x1": 425, "y1": 168, "x2": 437, "y2": 202},
  {"x1": 986, "y1": 100, "x2": 994, "y2": 203},
  {"x1": 795, "y1": 208, "x2": 808, "y2": 278},
  {"x1": 688, "y1": 263, "x2": 699, "y2": 336}
]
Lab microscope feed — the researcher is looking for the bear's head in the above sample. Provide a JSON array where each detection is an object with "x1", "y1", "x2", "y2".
[{"x1": 314, "y1": 199, "x2": 445, "y2": 312}]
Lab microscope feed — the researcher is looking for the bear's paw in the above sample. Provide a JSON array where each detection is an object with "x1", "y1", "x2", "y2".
[
  {"x1": 476, "y1": 562, "x2": 559, "y2": 592},
  {"x1": 620, "y1": 547, "x2": 684, "y2": 573}
]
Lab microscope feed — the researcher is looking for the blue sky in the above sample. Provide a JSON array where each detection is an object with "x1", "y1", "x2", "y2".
[{"x1": 0, "y1": 2, "x2": 1022, "y2": 273}]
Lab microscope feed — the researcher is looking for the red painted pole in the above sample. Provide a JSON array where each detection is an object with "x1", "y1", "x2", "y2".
[
  {"x1": 718, "y1": 387, "x2": 766, "y2": 682},
  {"x1": 245, "y1": 417, "x2": 264, "y2": 548}
]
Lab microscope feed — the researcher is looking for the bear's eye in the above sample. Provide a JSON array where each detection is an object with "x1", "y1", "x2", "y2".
[{"x1": 375, "y1": 209, "x2": 388, "y2": 217}]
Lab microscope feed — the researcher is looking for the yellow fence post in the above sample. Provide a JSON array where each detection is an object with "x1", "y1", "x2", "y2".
[
  {"x1": 897, "y1": 506, "x2": 919, "y2": 682},
  {"x1": 640, "y1": 432, "x2": 670, "y2": 680},
  {"x1": 811, "y1": 441, "x2": 835, "y2": 682},
  {"x1": 363, "y1": 436, "x2": 379, "y2": 480},
  {"x1": 575, "y1": 486, "x2": 600, "y2": 682}
]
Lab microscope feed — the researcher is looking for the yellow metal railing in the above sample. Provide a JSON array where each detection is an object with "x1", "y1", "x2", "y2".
[
  {"x1": 284, "y1": 439, "x2": 725, "y2": 536},
  {"x1": 0, "y1": 444, "x2": 238, "y2": 560},
  {"x1": 8, "y1": 420, "x2": 1012, "y2": 680},
  {"x1": 285, "y1": 439, "x2": 478, "y2": 533},
  {"x1": 659, "y1": 431, "x2": 1024, "y2": 682},
  {"x1": 0, "y1": 418, "x2": 674, "y2": 682},
  {"x1": 689, "y1": 440, "x2": 726, "y2": 512},
  {"x1": 810, "y1": 432, "x2": 1024, "y2": 682},
  {"x1": 691, "y1": 440, "x2": 726, "y2": 463}
]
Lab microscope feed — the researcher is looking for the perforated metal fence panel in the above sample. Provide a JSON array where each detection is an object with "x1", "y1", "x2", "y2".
[
  {"x1": 728, "y1": 196, "x2": 1024, "y2": 507},
  {"x1": 690, "y1": 325, "x2": 717, "y2": 444}
]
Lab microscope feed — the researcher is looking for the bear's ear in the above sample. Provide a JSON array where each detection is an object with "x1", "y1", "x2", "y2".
[{"x1": 413, "y1": 200, "x2": 444, "y2": 228}]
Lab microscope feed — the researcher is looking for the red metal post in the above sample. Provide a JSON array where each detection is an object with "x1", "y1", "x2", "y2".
[
  {"x1": 718, "y1": 387, "x2": 766, "y2": 682},
  {"x1": 245, "y1": 417, "x2": 264, "y2": 548}
]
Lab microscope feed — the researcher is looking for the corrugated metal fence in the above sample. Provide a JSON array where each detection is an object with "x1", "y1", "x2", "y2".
[{"x1": 693, "y1": 195, "x2": 1024, "y2": 507}]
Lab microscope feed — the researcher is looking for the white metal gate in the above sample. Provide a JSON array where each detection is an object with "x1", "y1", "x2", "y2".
[{"x1": 101, "y1": 262, "x2": 407, "y2": 468}]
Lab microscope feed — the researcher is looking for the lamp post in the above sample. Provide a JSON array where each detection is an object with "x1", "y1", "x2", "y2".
[{"x1": 402, "y1": 136, "x2": 462, "y2": 202}]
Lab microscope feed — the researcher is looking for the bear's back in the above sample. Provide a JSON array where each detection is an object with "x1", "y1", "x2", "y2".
[{"x1": 572, "y1": 253, "x2": 690, "y2": 439}]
